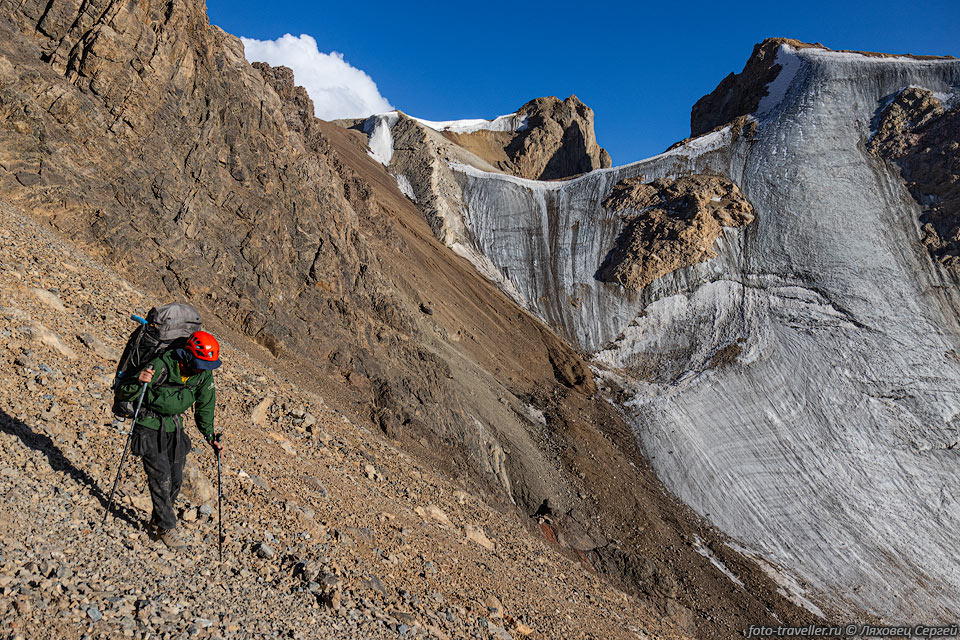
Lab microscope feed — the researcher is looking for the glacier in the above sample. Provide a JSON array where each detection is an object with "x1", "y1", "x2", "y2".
[
  {"x1": 389, "y1": 45, "x2": 960, "y2": 619},
  {"x1": 411, "y1": 112, "x2": 529, "y2": 134}
]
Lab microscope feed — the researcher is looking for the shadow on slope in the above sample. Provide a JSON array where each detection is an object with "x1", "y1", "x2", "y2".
[{"x1": 0, "y1": 407, "x2": 141, "y2": 528}]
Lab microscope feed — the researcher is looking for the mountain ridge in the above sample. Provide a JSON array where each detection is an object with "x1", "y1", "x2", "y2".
[
  {"x1": 0, "y1": 0, "x2": 823, "y2": 637},
  {"x1": 406, "y1": 37, "x2": 960, "y2": 619}
]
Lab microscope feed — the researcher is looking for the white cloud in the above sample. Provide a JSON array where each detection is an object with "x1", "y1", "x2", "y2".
[{"x1": 240, "y1": 33, "x2": 393, "y2": 121}]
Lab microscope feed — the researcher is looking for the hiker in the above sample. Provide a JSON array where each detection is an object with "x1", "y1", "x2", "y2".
[{"x1": 116, "y1": 330, "x2": 223, "y2": 549}]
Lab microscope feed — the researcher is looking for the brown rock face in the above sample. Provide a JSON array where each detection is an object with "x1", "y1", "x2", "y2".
[
  {"x1": 0, "y1": 0, "x2": 531, "y2": 505},
  {"x1": 387, "y1": 114, "x2": 471, "y2": 242},
  {"x1": 598, "y1": 174, "x2": 755, "y2": 290},
  {"x1": 0, "y1": 0, "x2": 368, "y2": 359},
  {"x1": 868, "y1": 87, "x2": 960, "y2": 266},
  {"x1": 511, "y1": 95, "x2": 612, "y2": 179},
  {"x1": 690, "y1": 38, "x2": 811, "y2": 137},
  {"x1": 444, "y1": 95, "x2": 612, "y2": 180},
  {"x1": 869, "y1": 87, "x2": 946, "y2": 155}
]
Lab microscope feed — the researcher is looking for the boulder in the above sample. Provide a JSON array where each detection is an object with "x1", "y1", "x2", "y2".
[{"x1": 181, "y1": 456, "x2": 215, "y2": 505}]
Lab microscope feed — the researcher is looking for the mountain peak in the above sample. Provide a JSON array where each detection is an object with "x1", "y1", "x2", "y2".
[
  {"x1": 508, "y1": 94, "x2": 612, "y2": 179},
  {"x1": 691, "y1": 37, "x2": 956, "y2": 137}
]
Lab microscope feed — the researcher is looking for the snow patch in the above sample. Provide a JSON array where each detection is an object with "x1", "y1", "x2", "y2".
[
  {"x1": 693, "y1": 536, "x2": 745, "y2": 588},
  {"x1": 729, "y1": 543, "x2": 826, "y2": 619},
  {"x1": 801, "y1": 47, "x2": 958, "y2": 65},
  {"x1": 932, "y1": 89, "x2": 958, "y2": 109},
  {"x1": 521, "y1": 403, "x2": 546, "y2": 427},
  {"x1": 394, "y1": 174, "x2": 417, "y2": 201},
  {"x1": 680, "y1": 127, "x2": 732, "y2": 153},
  {"x1": 360, "y1": 110, "x2": 529, "y2": 166},
  {"x1": 757, "y1": 45, "x2": 803, "y2": 117},
  {"x1": 413, "y1": 113, "x2": 529, "y2": 134},
  {"x1": 451, "y1": 161, "x2": 562, "y2": 191},
  {"x1": 362, "y1": 112, "x2": 399, "y2": 165}
]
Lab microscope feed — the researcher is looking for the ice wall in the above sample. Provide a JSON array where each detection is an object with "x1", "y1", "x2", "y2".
[
  {"x1": 446, "y1": 46, "x2": 960, "y2": 619},
  {"x1": 452, "y1": 126, "x2": 736, "y2": 351}
]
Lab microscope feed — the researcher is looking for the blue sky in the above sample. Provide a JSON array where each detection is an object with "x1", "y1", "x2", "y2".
[{"x1": 207, "y1": 0, "x2": 960, "y2": 166}]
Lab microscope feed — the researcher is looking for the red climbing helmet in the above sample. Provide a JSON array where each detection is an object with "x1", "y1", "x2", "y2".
[{"x1": 184, "y1": 330, "x2": 222, "y2": 370}]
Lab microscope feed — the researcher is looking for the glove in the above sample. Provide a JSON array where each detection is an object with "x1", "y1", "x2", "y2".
[{"x1": 207, "y1": 432, "x2": 223, "y2": 454}]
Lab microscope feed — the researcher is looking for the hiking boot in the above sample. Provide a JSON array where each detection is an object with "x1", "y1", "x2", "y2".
[{"x1": 158, "y1": 528, "x2": 186, "y2": 550}]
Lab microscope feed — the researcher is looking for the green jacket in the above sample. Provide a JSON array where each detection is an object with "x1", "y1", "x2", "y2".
[{"x1": 117, "y1": 349, "x2": 216, "y2": 439}]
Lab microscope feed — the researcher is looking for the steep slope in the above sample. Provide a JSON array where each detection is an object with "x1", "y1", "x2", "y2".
[
  {"x1": 0, "y1": 2, "x2": 817, "y2": 638},
  {"x1": 408, "y1": 39, "x2": 960, "y2": 619},
  {"x1": 0, "y1": 203, "x2": 686, "y2": 640},
  {"x1": 0, "y1": 0, "x2": 575, "y2": 535}
]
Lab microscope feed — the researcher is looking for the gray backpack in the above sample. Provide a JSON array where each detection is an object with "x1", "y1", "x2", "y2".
[{"x1": 111, "y1": 303, "x2": 202, "y2": 418}]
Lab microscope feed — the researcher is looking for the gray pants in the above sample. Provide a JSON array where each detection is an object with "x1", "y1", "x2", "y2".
[{"x1": 131, "y1": 423, "x2": 191, "y2": 531}]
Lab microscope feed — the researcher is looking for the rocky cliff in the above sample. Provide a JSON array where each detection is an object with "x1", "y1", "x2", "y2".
[
  {"x1": 348, "y1": 95, "x2": 612, "y2": 182},
  {"x1": 869, "y1": 87, "x2": 960, "y2": 266},
  {"x1": 0, "y1": 2, "x2": 814, "y2": 638},
  {"x1": 443, "y1": 95, "x2": 613, "y2": 180},
  {"x1": 689, "y1": 38, "x2": 810, "y2": 137},
  {"x1": 690, "y1": 37, "x2": 955, "y2": 137},
  {"x1": 597, "y1": 174, "x2": 754, "y2": 291},
  {"x1": 411, "y1": 38, "x2": 960, "y2": 620}
]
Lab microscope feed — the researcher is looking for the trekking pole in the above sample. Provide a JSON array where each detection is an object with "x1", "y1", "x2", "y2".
[
  {"x1": 102, "y1": 381, "x2": 148, "y2": 527},
  {"x1": 215, "y1": 433, "x2": 223, "y2": 562}
]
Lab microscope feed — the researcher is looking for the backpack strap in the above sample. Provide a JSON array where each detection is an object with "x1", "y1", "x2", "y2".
[
  {"x1": 152, "y1": 360, "x2": 203, "y2": 390},
  {"x1": 114, "y1": 324, "x2": 146, "y2": 385},
  {"x1": 139, "y1": 362, "x2": 166, "y2": 421},
  {"x1": 153, "y1": 362, "x2": 170, "y2": 388}
]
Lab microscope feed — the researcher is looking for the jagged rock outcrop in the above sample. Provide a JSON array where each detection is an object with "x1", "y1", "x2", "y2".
[
  {"x1": 0, "y1": 0, "x2": 365, "y2": 357},
  {"x1": 444, "y1": 95, "x2": 612, "y2": 180},
  {"x1": 869, "y1": 87, "x2": 960, "y2": 265},
  {"x1": 690, "y1": 38, "x2": 810, "y2": 136},
  {"x1": 513, "y1": 95, "x2": 612, "y2": 179},
  {"x1": 597, "y1": 174, "x2": 754, "y2": 290}
]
